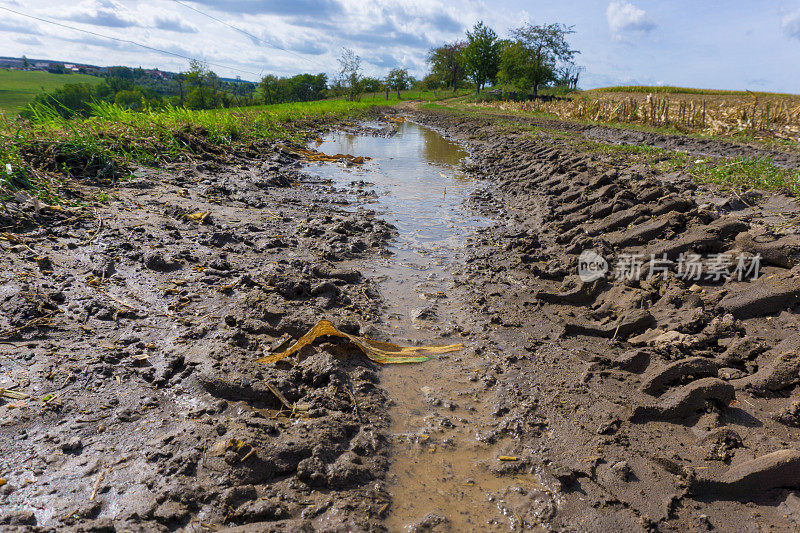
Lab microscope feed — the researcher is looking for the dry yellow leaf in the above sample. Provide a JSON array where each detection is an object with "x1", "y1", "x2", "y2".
[
  {"x1": 257, "y1": 319, "x2": 463, "y2": 365},
  {"x1": 185, "y1": 211, "x2": 210, "y2": 223}
]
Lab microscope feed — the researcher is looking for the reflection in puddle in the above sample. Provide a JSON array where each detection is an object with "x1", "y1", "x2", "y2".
[
  {"x1": 308, "y1": 121, "x2": 489, "y2": 335},
  {"x1": 307, "y1": 121, "x2": 534, "y2": 531}
]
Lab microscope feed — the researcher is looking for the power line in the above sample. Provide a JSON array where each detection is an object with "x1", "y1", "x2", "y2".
[
  {"x1": 0, "y1": 5, "x2": 261, "y2": 78},
  {"x1": 169, "y1": 0, "x2": 328, "y2": 71}
]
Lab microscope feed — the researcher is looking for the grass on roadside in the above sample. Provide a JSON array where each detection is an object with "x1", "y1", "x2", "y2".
[
  {"x1": 587, "y1": 141, "x2": 800, "y2": 195},
  {"x1": 683, "y1": 155, "x2": 800, "y2": 194},
  {"x1": 0, "y1": 98, "x2": 395, "y2": 205}
]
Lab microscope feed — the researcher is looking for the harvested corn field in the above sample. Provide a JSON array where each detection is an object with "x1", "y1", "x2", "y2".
[{"x1": 471, "y1": 89, "x2": 800, "y2": 143}]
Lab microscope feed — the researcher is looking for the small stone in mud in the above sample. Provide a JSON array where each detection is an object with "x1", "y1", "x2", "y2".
[
  {"x1": 411, "y1": 307, "x2": 437, "y2": 322},
  {"x1": 718, "y1": 367, "x2": 745, "y2": 380},
  {"x1": 774, "y1": 400, "x2": 800, "y2": 427},
  {"x1": 143, "y1": 253, "x2": 182, "y2": 272},
  {"x1": 611, "y1": 460, "x2": 634, "y2": 482},
  {"x1": 407, "y1": 513, "x2": 449, "y2": 531},
  {"x1": 61, "y1": 436, "x2": 83, "y2": 453},
  {"x1": 0, "y1": 510, "x2": 36, "y2": 526}
]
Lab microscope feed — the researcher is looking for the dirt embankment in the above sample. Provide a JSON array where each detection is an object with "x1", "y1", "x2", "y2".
[
  {"x1": 0, "y1": 116, "x2": 402, "y2": 532},
  {"x1": 412, "y1": 107, "x2": 800, "y2": 531}
]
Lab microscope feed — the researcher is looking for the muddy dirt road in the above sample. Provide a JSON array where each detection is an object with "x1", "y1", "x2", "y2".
[{"x1": 2, "y1": 106, "x2": 800, "y2": 532}]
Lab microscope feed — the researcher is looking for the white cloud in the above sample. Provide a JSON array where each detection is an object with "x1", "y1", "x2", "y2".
[
  {"x1": 65, "y1": 0, "x2": 140, "y2": 28},
  {"x1": 606, "y1": 1, "x2": 655, "y2": 40},
  {"x1": 782, "y1": 10, "x2": 800, "y2": 40}
]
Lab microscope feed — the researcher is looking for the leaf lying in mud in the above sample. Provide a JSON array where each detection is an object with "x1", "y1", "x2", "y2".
[
  {"x1": 185, "y1": 211, "x2": 210, "y2": 223},
  {"x1": 383, "y1": 115, "x2": 406, "y2": 124},
  {"x1": 257, "y1": 319, "x2": 464, "y2": 365}
]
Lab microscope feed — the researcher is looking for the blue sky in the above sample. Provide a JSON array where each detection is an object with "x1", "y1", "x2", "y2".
[{"x1": 1, "y1": 0, "x2": 800, "y2": 92}]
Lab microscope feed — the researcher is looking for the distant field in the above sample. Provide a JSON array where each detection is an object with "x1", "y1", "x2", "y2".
[{"x1": 0, "y1": 70, "x2": 104, "y2": 118}]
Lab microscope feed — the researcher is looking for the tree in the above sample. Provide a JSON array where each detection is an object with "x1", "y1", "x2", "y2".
[
  {"x1": 427, "y1": 41, "x2": 466, "y2": 91},
  {"x1": 47, "y1": 62, "x2": 72, "y2": 75},
  {"x1": 184, "y1": 60, "x2": 216, "y2": 109},
  {"x1": 336, "y1": 48, "x2": 363, "y2": 102},
  {"x1": 499, "y1": 23, "x2": 578, "y2": 97},
  {"x1": 361, "y1": 76, "x2": 382, "y2": 94},
  {"x1": 105, "y1": 66, "x2": 135, "y2": 80},
  {"x1": 259, "y1": 74, "x2": 279, "y2": 104},
  {"x1": 21, "y1": 55, "x2": 29, "y2": 69},
  {"x1": 23, "y1": 83, "x2": 95, "y2": 118},
  {"x1": 462, "y1": 22, "x2": 500, "y2": 93},
  {"x1": 422, "y1": 73, "x2": 444, "y2": 91},
  {"x1": 175, "y1": 73, "x2": 186, "y2": 107},
  {"x1": 386, "y1": 68, "x2": 411, "y2": 98}
]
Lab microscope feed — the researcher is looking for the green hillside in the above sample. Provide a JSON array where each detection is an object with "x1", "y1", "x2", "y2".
[{"x1": 0, "y1": 70, "x2": 104, "y2": 118}]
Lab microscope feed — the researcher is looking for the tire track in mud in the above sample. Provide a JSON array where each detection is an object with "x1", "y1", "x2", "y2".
[{"x1": 412, "y1": 108, "x2": 800, "y2": 531}]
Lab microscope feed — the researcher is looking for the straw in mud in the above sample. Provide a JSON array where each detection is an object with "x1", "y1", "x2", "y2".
[{"x1": 257, "y1": 319, "x2": 464, "y2": 365}]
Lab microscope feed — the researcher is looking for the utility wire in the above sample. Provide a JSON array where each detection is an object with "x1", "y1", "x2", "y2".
[
  {"x1": 169, "y1": 0, "x2": 328, "y2": 71},
  {"x1": 0, "y1": 5, "x2": 261, "y2": 78}
]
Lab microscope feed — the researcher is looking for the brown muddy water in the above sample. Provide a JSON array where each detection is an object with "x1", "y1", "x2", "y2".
[{"x1": 305, "y1": 122, "x2": 552, "y2": 530}]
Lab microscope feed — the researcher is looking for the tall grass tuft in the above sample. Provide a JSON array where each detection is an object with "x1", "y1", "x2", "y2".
[{"x1": 0, "y1": 98, "x2": 393, "y2": 203}]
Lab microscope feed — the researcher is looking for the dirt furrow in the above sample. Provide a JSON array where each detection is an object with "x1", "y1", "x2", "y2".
[{"x1": 413, "y1": 107, "x2": 800, "y2": 531}]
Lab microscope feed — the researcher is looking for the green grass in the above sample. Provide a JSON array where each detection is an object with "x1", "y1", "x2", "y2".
[
  {"x1": 0, "y1": 97, "x2": 399, "y2": 204},
  {"x1": 685, "y1": 156, "x2": 800, "y2": 194},
  {"x1": 586, "y1": 85, "x2": 798, "y2": 97},
  {"x1": 583, "y1": 140, "x2": 800, "y2": 194},
  {"x1": 0, "y1": 70, "x2": 104, "y2": 118}
]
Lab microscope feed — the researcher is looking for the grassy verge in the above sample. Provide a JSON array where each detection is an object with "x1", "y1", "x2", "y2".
[
  {"x1": 0, "y1": 98, "x2": 397, "y2": 205},
  {"x1": 584, "y1": 141, "x2": 800, "y2": 195},
  {"x1": 683, "y1": 156, "x2": 800, "y2": 194}
]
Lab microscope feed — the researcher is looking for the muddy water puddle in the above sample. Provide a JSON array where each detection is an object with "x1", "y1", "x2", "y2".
[{"x1": 306, "y1": 121, "x2": 551, "y2": 530}]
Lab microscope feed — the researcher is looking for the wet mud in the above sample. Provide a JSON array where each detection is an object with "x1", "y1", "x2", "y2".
[
  {"x1": 410, "y1": 107, "x2": 800, "y2": 531},
  {"x1": 2, "y1": 105, "x2": 800, "y2": 532}
]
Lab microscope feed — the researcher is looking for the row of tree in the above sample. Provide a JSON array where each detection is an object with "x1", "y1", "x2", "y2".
[
  {"x1": 319, "y1": 48, "x2": 415, "y2": 102},
  {"x1": 258, "y1": 73, "x2": 328, "y2": 105},
  {"x1": 426, "y1": 21, "x2": 581, "y2": 97}
]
